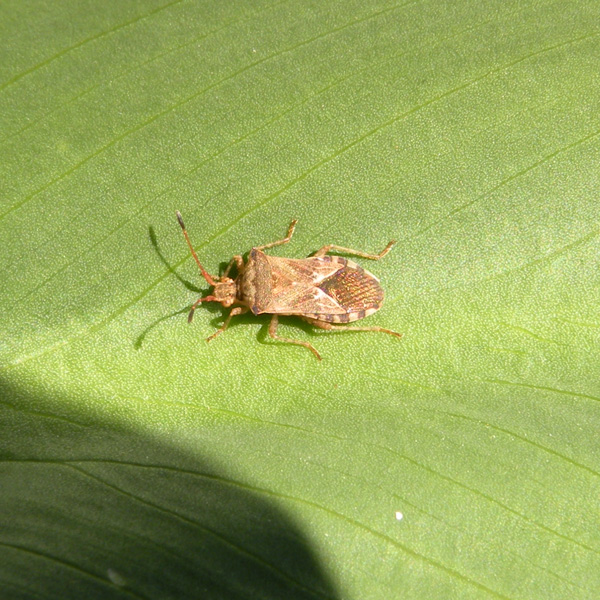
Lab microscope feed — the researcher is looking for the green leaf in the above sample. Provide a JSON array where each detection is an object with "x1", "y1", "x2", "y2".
[{"x1": 1, "y1": 1, "x2": 599, "y2": 598}]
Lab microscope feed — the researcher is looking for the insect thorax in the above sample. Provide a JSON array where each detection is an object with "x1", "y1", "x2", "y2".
[{"x1": 239, "y1": 249, "x2": 272, "y2": 314}]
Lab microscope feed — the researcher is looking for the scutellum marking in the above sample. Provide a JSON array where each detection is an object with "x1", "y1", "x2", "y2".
[{"x1": 176, "y1": 212, "x2": 402, "y2": 360}]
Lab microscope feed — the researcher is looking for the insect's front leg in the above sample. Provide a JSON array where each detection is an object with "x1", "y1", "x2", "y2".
[
  {"x1": 188, "y1": 295, "x2": 218, "y2": 323},
  {"x1": 222, "y1": 255, "x2": 244, "y2": 278},
  {"x1": 268, "y1": 315, "x2": 322, "y2": 361},
  {"x1": 313, "y1": 240, "x2": 396, "y2": 260},
  {"x1": 207, "y1": 306, "x2": 248, "y2": 343},
  {"x1": 303, "y1": 317, "x2": 403, "y2": 339}
]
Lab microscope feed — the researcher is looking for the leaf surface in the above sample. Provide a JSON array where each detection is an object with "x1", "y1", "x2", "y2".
[{"x1": 1, "y1": 1, "x2": 600, "y2": 598}]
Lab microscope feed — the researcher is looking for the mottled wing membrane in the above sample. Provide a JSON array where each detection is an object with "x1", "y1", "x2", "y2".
[{"x1": 319, "y1": 262, "x2": 383, "y2": 310}]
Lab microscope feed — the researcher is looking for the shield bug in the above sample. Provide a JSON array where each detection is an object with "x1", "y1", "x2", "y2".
[{"x1": 176, "y1": 211, "x2": 402, "y2": 360}]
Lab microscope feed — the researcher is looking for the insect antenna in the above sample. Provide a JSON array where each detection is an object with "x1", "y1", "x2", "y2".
[{"x1": 176, "y1": 211, "x2": 217, "y2": 286}]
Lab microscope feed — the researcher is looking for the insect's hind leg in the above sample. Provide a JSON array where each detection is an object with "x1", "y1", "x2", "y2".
[
  {"x1": 268, "y1": 315, "x2": 322, "y2": 361},
  {"x1": 314, "y1": 240, "x2": 396, "y2": 260},
  {"x1": 255, "y1": 220, "x2": 298, "y2": 251},
  {"x1": 303, "y1": 317, "x2": 403, "y2": 339}
]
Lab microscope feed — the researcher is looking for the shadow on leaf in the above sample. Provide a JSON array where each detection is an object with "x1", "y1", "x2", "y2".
[{"x1": 0, "y1": 379, "x2": 341, "y2": 600}]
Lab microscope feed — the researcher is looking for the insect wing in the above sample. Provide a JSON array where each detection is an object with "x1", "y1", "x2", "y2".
[
  {"x1": 260, "y1": 254, "x2": 383, "y2": 318},
  {"x1": 254, "y1": 254, "x2": 345, "y2": 315}
]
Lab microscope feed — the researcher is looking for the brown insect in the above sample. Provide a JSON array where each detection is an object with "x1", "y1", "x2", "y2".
[{"x1": 176, "y1": 212, "x2": 402, "y2": 360}]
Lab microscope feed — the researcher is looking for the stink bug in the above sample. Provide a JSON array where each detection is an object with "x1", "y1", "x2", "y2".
[{"x1": 176, "y1": 212, "x2": 402, "y2": 360}]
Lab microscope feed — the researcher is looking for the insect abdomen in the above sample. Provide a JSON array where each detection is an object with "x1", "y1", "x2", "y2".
[{"x1": 304, "y1": 307, "x2": 380, "y2": 323}]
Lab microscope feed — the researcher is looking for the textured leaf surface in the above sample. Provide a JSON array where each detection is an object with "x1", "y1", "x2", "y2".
[{"x1": 1, "y1": 1, "x2": 600, "y2": 598}]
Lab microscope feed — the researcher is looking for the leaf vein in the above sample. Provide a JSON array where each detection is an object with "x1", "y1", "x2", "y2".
[{"x1": 0, "y1": 0, "x2": 185, "y2": 94}]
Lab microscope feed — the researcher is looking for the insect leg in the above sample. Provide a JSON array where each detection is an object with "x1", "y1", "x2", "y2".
[
  {"x1": 222, "y1": 255, "x2": 244, "y2": 278},
  {"x1": 303, "y1": 317, "x2": 403, "y2": 339},
  {"x1": 206, "y1": 306, "x2": 249, "y2": 343},
  {"x1": 255, "y1": 220, "x2": 298, "y2": 251},
  {"x1": 313, "y1": 240, "x2": 396, "y2": 260},
  {"x1": 188, "y1": 295, "x2": 218, "y2": 323},
  {"x1": 268, "y1": 315, "x2": 322, "y2": 361}
]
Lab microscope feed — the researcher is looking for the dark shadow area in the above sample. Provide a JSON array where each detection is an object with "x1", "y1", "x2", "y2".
[
  {"x1": 134, "y1": 306, "x2": 189, "y2": 350},
  {"x1": 149, "y1": 225, "x2": 201, "y2": 294},
  {"x1": 0, "y1": 379, "x2": 341, "y2": 600}
]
